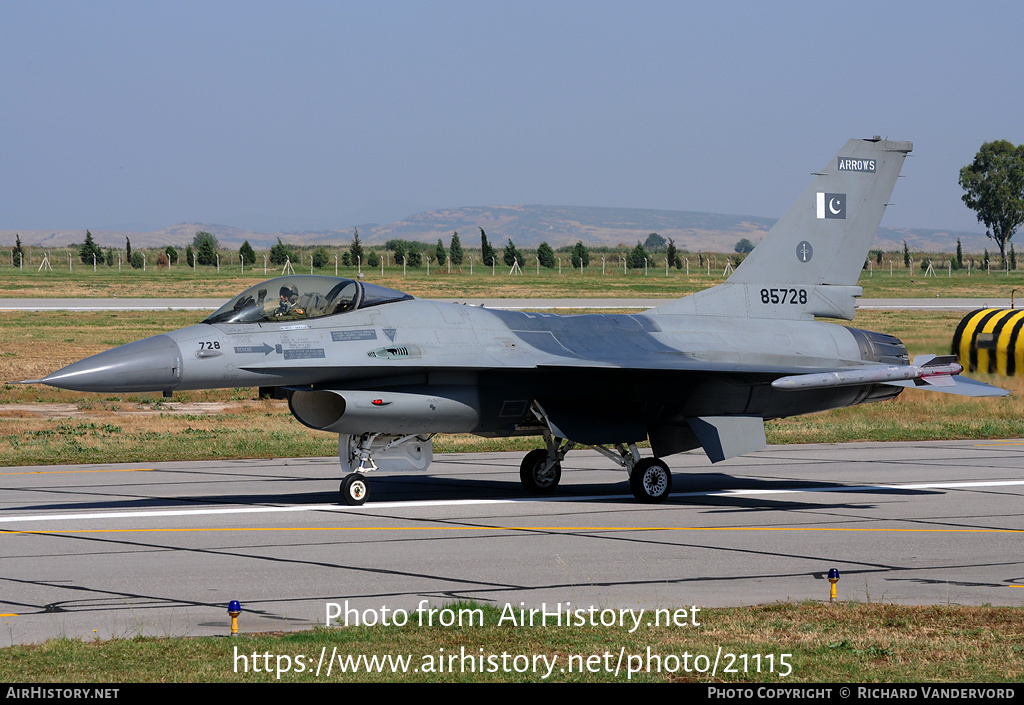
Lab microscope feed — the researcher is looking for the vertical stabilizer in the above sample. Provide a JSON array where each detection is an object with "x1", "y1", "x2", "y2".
[{"x1": 653, "y1": 137, "x2": 912, "y2": 320}]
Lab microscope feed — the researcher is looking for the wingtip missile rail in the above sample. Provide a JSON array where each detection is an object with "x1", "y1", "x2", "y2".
[{"x1": 771, "y1": 356, "x2": 1008, "y2": 397}]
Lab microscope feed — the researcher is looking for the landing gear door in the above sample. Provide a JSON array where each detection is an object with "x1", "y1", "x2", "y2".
[{"x1": 339, "y1": 434, "x2": 434, "y2": 473}]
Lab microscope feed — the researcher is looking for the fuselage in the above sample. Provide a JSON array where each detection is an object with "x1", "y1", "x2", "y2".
[{"x1": 37, "y1": 275, "x2": 907, "y2": 445}]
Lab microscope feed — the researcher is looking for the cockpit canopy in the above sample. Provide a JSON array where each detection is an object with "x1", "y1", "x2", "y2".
[{"x1": 204, "y1": 275, "x2": 414, "y2": 325}]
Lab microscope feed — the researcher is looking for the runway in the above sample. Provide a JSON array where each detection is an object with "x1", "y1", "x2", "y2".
[{"x1": 2, "y1": 440, "x2": 1023, "y2": 645}]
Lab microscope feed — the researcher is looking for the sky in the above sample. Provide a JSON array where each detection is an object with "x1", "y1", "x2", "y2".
[{"x1": 3, "y1": 1, "x2": 1022, "y2": 234}]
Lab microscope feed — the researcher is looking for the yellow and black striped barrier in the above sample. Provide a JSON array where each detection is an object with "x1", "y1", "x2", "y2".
[{"x1": 952, "y1": 308, "x2": 1024, "y2": 375}]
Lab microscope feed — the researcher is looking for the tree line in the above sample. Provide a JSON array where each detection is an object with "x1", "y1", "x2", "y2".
[{"x1": 21, "y1": 227, "x2": 1011, "y2": 276}]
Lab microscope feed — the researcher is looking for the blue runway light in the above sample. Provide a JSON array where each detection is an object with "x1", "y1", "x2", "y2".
[
  {"x1": 827, "y1": 569, "x2": 840, "y2": 603},
  {"x1": 228, "y1": 600, "x2": 241, "y2": 636}
]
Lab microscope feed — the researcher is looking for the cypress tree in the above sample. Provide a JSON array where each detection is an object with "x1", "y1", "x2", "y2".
[
  {"x1": 196, "y1": 237, "x2": 216, "y2": 266},
  {"x1": 666, "y1": 239, "x2": 678, "y2": 269},
  {"x1": 537, "y1": 242, "x2": 556, "y2": 268},
  {"x1": 503, "y1": 239, "x2": 523, "y2": 267},
  {"x1": 79, "y1": 230, "x2": 103, "y2": 264},
  {"x1": 480, "y1": 228, "x2": 495, "y2": 267},
  {"x1": 239, "y1": 240, "x2": 256, "y2": 265},
  {"x1": 571, "y1": 241, "x2": 590, "y2": 268},
  {"x1": 350, "y1": 228, "x2": 364, "y2": 266},
  {"x1": 449, "y1": 231, "x2": 464, "y2": 265},
  {"x1": 626, "y1": 242, "x2": 650, "y2": 269},
  {"x1": 312, "y1": 247, "x2": 329, "y2": 269}
]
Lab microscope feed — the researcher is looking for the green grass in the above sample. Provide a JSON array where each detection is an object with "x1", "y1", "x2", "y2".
[
  {"x1": 1, "y1": 261, "x2": 727, "y2": 299},
  {"x1": 4, "y1": 259, "x2": 1024, "y2": 299},
  {"x1": 2, "y1": 602, "x2": 1021, "y2": 682}
]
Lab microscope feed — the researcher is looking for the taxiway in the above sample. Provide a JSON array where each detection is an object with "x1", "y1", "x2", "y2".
[{"x1": 2, "y1": 441, "x2": 1022, "y2": 645}]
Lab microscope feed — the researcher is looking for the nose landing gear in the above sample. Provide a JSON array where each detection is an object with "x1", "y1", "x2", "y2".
[
  {"x1": 341, "y1": 473, "x2": 368, "y2": 506},
  {"x1": 336, "y1": 432, "x2": 434, "y2": 506}
]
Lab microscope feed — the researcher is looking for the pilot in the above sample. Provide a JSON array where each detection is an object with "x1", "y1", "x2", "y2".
[{"x1": 274, "y1": 284, "x2": 300, "y2": 317}]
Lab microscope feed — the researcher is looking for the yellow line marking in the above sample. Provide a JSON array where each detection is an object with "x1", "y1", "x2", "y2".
[
  {"x1": 0, "y1": 468, "x2": 153, "y2": 476},
  {"x1": 3, "y1": 526, "x2": 1022, "y2": 535},
  {"x1": 0, "y1": 613, "x2": 18, "y2": 616},
  {"x1": 974, "y1": 442, "x2": 1024, "y2": 446}
]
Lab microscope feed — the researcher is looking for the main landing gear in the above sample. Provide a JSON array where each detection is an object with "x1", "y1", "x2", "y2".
[
  {"x1": 521, "y1": 402, "x2": 673, "y2": 503},
  {"x1": 519, "y1": 434, "x2": 572, "y2": 494},
  {"x1": 518, "y1": 440, "x2": 673, "y2": 502},
  {"x1": 629, "y1": 457, "x2": 672, "y2": 503}
]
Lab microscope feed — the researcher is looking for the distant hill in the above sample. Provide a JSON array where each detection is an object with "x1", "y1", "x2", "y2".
[{"x1": 0, "y1": 205, "x2": 993, "y2": 254}]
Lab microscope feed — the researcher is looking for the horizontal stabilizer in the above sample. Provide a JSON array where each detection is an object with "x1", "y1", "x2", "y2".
[
  {"x1": 688, "y1": 416, "x2": 767, "y2": 463},
  {"x1": 883, "y1": 376, "x2": 1010, "y2": 397},
  {"x1": 915, "y1": 354, "x2": 958, "y2": 368}
]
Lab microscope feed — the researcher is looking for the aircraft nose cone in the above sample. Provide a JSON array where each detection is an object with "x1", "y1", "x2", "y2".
[{"x1": 41, "y1": 334, "x2": 184, "y2": 392}]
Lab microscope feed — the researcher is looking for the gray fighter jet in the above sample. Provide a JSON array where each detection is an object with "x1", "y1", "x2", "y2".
[{"x1": 26, "y1": 137, "x2": 1007, "y2": 505}]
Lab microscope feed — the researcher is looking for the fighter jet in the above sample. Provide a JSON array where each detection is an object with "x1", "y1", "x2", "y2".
[{"x1": 24, "y1": 137, "x2": 1007, "y2": 505}]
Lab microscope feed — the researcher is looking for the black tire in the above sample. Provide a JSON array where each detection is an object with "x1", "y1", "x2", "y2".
[
  {"x1": 340, "y1": 473, "x2": 368, "y2": 506},
  {"x1": 629, "y1": 458, "x2": 672, "y2": 503},
  {"x1": 519, "y1": 448, "x2": 561, "y2": 493}
]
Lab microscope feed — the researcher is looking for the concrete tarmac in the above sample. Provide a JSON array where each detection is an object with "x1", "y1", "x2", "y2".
[{"x1": 2, "y1": 440, "x2": 1023, "y2": 645}]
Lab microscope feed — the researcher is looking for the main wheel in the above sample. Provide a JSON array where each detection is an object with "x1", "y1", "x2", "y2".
[
  {"x1": 519, "y1": 448, "x2": 561, "y2": 493},
  {"x1": 629, "y1": 458, "x2": 672, "y2": 503},
  {"x1": 340, "y1": 473, "x2": 368, "y2": 506}
]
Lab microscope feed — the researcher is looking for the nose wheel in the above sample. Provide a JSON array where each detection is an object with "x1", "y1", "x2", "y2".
[{"x1": 340, "y1": 473, "x2": 368, "y2": 506}]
